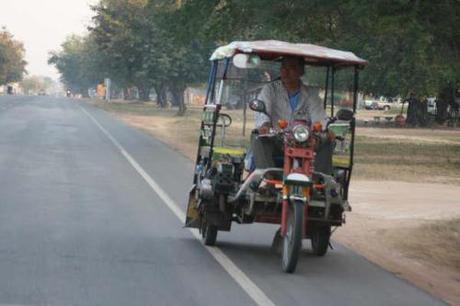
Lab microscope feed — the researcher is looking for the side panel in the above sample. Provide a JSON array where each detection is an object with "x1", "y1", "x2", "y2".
[{"x1": 185, "y1": 185, "x2": 200, "y2": 228}]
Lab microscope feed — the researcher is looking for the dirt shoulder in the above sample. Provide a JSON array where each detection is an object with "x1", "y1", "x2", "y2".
[
  {"x1": 90, "y1": 100, "x2": 460, "y2": 305},
  {"x1": 337, "y1": 181, "x2": 460, "y2": 305}
]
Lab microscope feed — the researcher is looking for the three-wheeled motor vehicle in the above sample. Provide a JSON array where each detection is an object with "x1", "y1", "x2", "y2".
[{"x1": 185, "y1": 40, "x2": 367, "y2": 273}]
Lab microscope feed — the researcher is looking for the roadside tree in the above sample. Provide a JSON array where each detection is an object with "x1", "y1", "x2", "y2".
[
  {"x1": 0, "y1": 28, "x2": 26, "y2": 85},
  {"x1": 184, "y1": 0, "x2": 459, "y2": 121},
  {"x1": 20, "y1": 75, "x2": 54, "y2": 95},
  {"x1": 48, "y1": 34, "x2": 105, "y2": 97}
]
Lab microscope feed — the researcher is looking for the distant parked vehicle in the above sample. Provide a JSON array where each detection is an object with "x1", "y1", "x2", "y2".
[
  {"x1": 427, "y1": 97, "x2": 437, "y2": 115},
  {"x1": 364, "y1": 100, "x2": 376, "y2": 109},
  {"x1": 364, "y1": 100, "x2": 391, "y2": 111}
]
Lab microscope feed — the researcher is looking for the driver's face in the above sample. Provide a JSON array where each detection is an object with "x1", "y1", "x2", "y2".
[{"x1": 280, "y1": 59, "x2": 303, "y2": 84}]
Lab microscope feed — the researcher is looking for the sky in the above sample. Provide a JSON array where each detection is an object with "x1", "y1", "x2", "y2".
[{"x1": 0, "y1": 0, "x2": 98, "y2": 80}]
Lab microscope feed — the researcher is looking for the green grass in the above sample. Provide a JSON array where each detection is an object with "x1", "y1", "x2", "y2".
[
  {"x1": 353, "y1": 136, "x2": 460, "y2": 183},
  {"x1": 91, "y1": 99, "x2": 460, "y2": 184}
]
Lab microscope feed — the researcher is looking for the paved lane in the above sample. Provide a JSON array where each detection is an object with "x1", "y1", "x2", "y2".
[
  {"x1": 0, "y1": 96, "x2": 446, "y2": 306},
  {"x1": 0, "y1": 96, "x2": 253, "y2": 306}
]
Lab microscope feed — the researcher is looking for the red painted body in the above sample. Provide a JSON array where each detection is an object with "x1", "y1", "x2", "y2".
[{"x1": 278, "y1": 123, "x2": 316, "y2": 237}]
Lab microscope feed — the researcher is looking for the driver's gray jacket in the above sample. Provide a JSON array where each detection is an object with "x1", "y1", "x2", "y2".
[{"x1": 255, "y1": 80, "x2": 328, "y2": 129}]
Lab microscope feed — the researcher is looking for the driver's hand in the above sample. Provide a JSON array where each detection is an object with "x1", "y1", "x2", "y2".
[
  {"x1": 258, "y1": 123, "x2": 272, "y2": 135},
  {"x1": 327, "y1": 130, "x2": 336, "y2": 142}
]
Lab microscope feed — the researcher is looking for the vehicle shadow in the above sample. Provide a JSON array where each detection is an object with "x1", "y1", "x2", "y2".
[{"x1": 213, "y1": 238, "x2": 351, "y2": 277}]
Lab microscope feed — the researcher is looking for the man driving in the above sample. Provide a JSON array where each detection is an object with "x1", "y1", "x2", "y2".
[{"x1": 251, "y1": 56, "x2": 332, "y2": 172}]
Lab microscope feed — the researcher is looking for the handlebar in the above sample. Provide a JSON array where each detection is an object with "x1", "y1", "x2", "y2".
[
  {"x1": 256, "y1": 127, "x2": 331, "y2": 142},
  {"x1": 255, "y1": 127, "x2": 284, "y2": 139},
  {"x1": 256, "y1": 133, "x2": 279, "y2": 139},
  {"x1": 216, "y1": 113, "x2": 232, "y2": 128}
]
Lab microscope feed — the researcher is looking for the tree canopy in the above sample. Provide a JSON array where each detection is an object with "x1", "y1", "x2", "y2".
[
  {"x1": 20, "y1": 75, "x2": 55, "y2": 95},
  {"x1": 0, "y1": 28, "x2": 27, "y2": 85},
  {"x1": 88, "y1": 0, "x2": 210, "y2": 112},
  {"x1": 50, "y1": 0, "x2": 459, "y2": 117},
  {"x1": 183, "y1": 0, "x2": 459, "y2": 98},
  {"x1": 48, "y1": 34, "x2": 106, "y2": 97}
]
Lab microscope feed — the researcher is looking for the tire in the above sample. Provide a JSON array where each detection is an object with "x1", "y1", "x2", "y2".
[
  {"x1": 202, "y1": 223, "x2": 218, "y2": 246},
  {"x1": 383, "y1": 105, "x2": 390, "y2": 111},
  {"x1": 311, "y1": 226, "x2": 331, "y2": 256},
  {"x1": 282, "y1": 200, "x2": 304, "y2": 273}
]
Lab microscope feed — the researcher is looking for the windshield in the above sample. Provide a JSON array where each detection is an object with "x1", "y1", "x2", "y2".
[{"x1": 208, "y1": 59, "x2": 356, "y2": 148}]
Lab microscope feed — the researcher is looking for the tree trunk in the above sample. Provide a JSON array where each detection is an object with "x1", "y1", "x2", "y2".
[
  {"x1": 124, "y1": 87, "x2": 136, "y2": 100},
  {"x1": 80, "y1": 89, "x2": 90, "y2": 98},
  {"x1": 436, "y1": 85, "x2": 455, "y2": 124},
  {"x1": 169, "y1": 90, "x2": 179, "y2": 106},
  {"x1": 178, "y1": 95, "x2": 186, "y2": 115},
  {"x1": 137, "y1": 84, "x2": 151, "y2": 101},
  {"x1": 154, "y1": 84, "x2": 167, "y2": 108},
  {"x1": 123, "y1": 87, "x2": 129, "y2": 100},
  {"x1": 171, "y1": 86, "x2": 186, "y2": 116},
  {"x1": 160, "y1": 86, "x2": 167, "y2": 107}
]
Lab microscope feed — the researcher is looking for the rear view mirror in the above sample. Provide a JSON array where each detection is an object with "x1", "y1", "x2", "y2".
[
  {"x1": 248, "y1": 99, "x2": 267, "y2": 114},
  {"x1": 336, "y1": 109, "x2": 354, "y2": 121},
  {"x1": 233, "y1": 54, "x2": 261, "y2": 69}
]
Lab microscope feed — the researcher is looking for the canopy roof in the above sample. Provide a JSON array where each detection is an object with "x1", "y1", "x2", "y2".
[{"x1": 210, "y1": 40, "x2": 367, "y2": 67}]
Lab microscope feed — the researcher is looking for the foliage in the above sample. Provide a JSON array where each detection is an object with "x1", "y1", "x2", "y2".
[
  {"x1": 0, "y1": 28, "x2": 27, "y2": 85},
  {"x1": 48, "y1": 34, "x2": 105, "y2": 97},
  {"x1": 185, "y1": 0, "x2": 459, "y2": 98},
  {"x1": 90, "y1": 0, "x2": 155, "y2": 98},
  {"x1": 20, "y1": 75, "x2": 54, "y2": 95},
  {"x1": 52, "y1": 0, "x2": 459, "y2": 117},
  {"x1": 88, "y1": 0, "x2": 210, "y2": 112}
]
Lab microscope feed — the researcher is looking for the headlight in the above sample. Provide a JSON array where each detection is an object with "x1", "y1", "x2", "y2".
[{"x1": 293, "y1": 125, "x2": 309, "y2": 142}]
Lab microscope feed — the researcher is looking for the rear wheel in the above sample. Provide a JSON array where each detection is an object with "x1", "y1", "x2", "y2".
[
  {"x1": 282, "y1": 200, "x2": 304, "y2": 273},
  {"x1": 311, "y1": 226, "x2": 331, "y2": 256},
  {"x1": 202, "y1": 222, "x2": 218, "y2": 246}
]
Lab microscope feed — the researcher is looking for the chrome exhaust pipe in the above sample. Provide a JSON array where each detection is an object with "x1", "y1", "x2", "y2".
[{"x1": 228, "y1": 168, "x2": 283, "y2": 203}]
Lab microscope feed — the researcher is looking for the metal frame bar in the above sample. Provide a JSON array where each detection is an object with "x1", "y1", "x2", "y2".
[
  {"x1": 343, "y1": 65, "x2": 359, "y2": 200},
  {"x1": 193, "y1": 61, "x2": 219, "y2": 183},
  {"x1": 215, "y1": 58, "x2": 231, "y2": 105},
  {"x1": 330, "y1": 67, "x2": 336, "y2": 117},
  {"x1": 207, "y1": 60, "x2": 223, "y2": 169},
  {"x1": 323, "y1": 66, "x2": 330, "y2": 110},
  {"x1": 352, "y1": 66, "x2": 359, "y2": 114},
  {"x1": 204, "y1": 61, "x2": 218, "y2": 105}
]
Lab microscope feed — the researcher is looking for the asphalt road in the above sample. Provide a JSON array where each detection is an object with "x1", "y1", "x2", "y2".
[{"x1": 0, "y1": 95, "x2": 446, "y2": 306}]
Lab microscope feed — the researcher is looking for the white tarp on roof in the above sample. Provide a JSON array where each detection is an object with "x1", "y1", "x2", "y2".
[{"x1": 210, "y1": 40, "x2": 367, "y2": 66}]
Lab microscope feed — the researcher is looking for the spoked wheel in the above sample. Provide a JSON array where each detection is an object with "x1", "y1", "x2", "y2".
[
  {"x1": 202, "y1": 222, "x2": 218, "y2": 246},
  {"x1": 282, "y1": 200, "x2": 304, "y2": 273},
  {"x1": 311, "y1": 226, "x2": 331, "y2": 256}
]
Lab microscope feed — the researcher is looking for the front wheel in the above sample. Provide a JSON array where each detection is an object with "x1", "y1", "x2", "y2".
[
  {"x1": 202, "y1": 222, "x2": 218, "y2": 246},
  {"x1": 282, "y1": 200, "x2": 304, "y2": 273},
  {"x1": 311, "y1": 226, "x2": 331, "y2": 256}
]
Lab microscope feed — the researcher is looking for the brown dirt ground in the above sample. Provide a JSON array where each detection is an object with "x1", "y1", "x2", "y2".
[
  {"x1": 97, "y1": 105, "x2": 460, "y2": 305},
  {"x1": 337, "y1": 181, "x2": 460, "y2": 306}
]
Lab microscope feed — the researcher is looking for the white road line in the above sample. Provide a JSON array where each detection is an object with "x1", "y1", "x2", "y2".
[{"x1": 79, "y1": 105, "x2": 276, "y2": 306}]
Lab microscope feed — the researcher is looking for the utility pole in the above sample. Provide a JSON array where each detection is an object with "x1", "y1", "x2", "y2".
[{"x1": 104, "y1": 78, "x2": 111, "y2": 102}]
